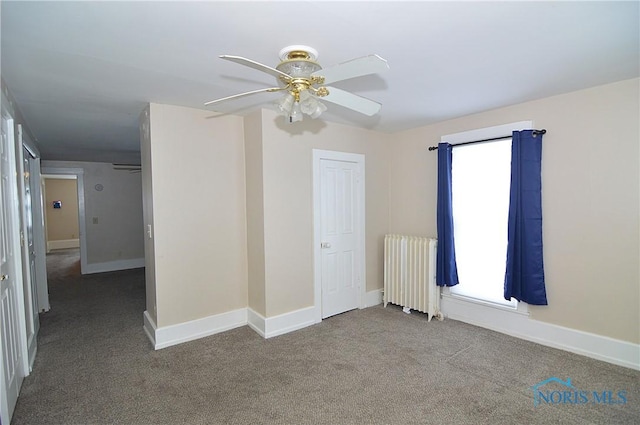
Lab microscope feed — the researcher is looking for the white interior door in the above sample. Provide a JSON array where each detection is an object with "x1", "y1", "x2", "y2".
[
  {"x1": 320, "y1": 158, "x2": 361, "y2": 318},
  {"x1": 20, "y1": 142, "x2": 39, "y2": 366},
  {"x1": 0, "y1": 114, "x2": 26, "y2": 425}
]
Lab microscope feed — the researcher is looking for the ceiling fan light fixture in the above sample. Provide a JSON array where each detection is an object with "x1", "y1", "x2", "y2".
[
  {"x1": 289, "y1": 102, "x2": 303, "y2": 123},
  {"x1": 299, "y1": 90, "x2": 327, "y2": 118},
  {"x1": 276, "y1": 89, "x2": 328, "y2": 123},
  {"x1": 275, "y1": 92, "x2": 295, "y2": 115},
  {"x1": 309, "y1": 101, "x2": 327, "y2": 119}
]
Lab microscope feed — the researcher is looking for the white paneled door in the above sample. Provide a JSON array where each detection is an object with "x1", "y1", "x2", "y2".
[
  {"x1": 1, "y1": 114, "x2": 26, "y2": 424},
  {"x1": 320, "y1": 158, "x2": 361, "y2": 319}
]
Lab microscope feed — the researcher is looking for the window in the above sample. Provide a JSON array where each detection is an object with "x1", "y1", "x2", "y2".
[
  {"x1": 449, "y1": 138, "x2": 516, "y2": 308},
  {"x1": 441, "y1": 121, "x2": 532, "y2": 314}
]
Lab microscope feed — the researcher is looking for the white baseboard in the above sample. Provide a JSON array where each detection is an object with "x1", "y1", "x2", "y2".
[
  {"x1": 47, "y1": 239, "x2": 79, "y2": 251},
  {"x1": 143, "y1": 299, "x2": 393, "y2": 351},
  {"x1": 84, "y1": 257, "x2": 144, "y2": 274},
  {"x1": 247, "y1": 308, "x2": 266, "y2": 337},
  {"x1": 441, "y1": 296, "x2": 640, "y2": 370},
  {"x1": 248, "y1": 306, "x2": 316, "y2": 339},
  {"x1": 28, "y1": 337, "x2": 37, "y2": 372},
  {"x1": 364, "y1": 289, "x2": 383, "y2": 307},
  {"x1": 145, "y1": 308, "x2": 248, "y2": 350},
  {"x1": 144, "y1": 305, "x2": 317, "y2": 350},
  {"x1": 143, "y1": 311, "x2": 157, "y2": 348}
]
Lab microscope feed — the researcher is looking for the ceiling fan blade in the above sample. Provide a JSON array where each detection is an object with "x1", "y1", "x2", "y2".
[
  {"x1": 220, "y1": 55, "x2": 291, "y2": 80},
  {"x1": 312, "y1": 54, "x2": 389, "y2": 85},
  {"x1": 322, "y1": 87, "x2": 382, "y2": 116},
  {"x1": 204, "y1": 87, "x2": 285, "y2": 106}
]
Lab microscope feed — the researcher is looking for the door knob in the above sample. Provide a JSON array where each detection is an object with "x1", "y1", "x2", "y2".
[
  {"x1": 321, "y1": 242, "x2": 331, "y2": 248},
  {"x1": 0, "y1": 274, "x2": 8, "y2": 281}
]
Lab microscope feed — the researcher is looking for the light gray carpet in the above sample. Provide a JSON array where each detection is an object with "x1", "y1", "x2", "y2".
[{"x1": 11, "y1": 248, "x2": 640, "y2": 424}]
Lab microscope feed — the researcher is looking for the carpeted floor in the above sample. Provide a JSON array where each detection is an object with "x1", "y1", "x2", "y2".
[{"x1": 11, "y1": 248, "x2": 640, "y2": 424}]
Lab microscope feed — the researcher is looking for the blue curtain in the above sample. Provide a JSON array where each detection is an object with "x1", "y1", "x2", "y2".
[
  {"x1": 436, "y1": 142, "x2": 459, "y2": 287},
  {"x1": 504, "y1": 130, "x2": 547, "y2": 305}
]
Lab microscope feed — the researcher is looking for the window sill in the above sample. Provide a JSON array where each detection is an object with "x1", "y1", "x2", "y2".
[{"x1": 442, "y1": 291, "x2": 530, "y2": 316}]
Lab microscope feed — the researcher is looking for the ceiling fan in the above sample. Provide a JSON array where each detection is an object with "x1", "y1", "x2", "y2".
[{"x1": 204, "y1": 45, "x2": 389, "y2": 123}]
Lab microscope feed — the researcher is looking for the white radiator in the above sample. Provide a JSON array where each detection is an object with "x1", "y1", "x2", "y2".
[{"x1": 383, "y1": 235, "x2": 443, "y2": 321}]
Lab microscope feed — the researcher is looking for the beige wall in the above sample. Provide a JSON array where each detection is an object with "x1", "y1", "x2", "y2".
[
  {"x1": 260, "y1": 109, "x2": 390, "y2": 317},
  {"x1": 144, "y1": 78, "x2": 637, "y2": 347},
  {"x1": 147, "y1": 104, "x2": 248, "y2": 328},
  {"x1": 44, "y1": 178, "x2": 79, "y2": 242},
  {"x1": 389, "y1": 78, "x2": 640, "y2": 344}
]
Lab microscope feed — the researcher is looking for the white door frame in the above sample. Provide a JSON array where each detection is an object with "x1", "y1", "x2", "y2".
[
  {"x1": 20, "y1": 131, "x2": 49, "y2": 313},
  {"x1": 41, "y1": 167, "x2": 87, "y2": 274},
  {"x1": 30, "y1": 158, "x2": 49, "y2": 313},
  {"x1": 312, "y1": 149, "x2": 366, "y2": 323}
]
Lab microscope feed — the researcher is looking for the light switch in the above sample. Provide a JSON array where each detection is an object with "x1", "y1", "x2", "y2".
[{"x1": 92, "y1": 217, "x2": 98, "y2": 224}]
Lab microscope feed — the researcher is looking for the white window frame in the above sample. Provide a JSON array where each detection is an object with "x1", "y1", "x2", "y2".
[{"x1": 440, "y1": 121, "x2": 533, "y2": 317}]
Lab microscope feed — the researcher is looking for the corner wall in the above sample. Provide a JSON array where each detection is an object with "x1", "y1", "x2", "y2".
[
  {"x1": 244, "y1": 110, "x2": 267, "y2": 317},
  {"x1": 147, "y1": 104, "x2": 248, "y2": 328}
]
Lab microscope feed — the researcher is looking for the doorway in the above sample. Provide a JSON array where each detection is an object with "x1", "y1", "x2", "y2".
[
  {"x1": 42, "y1": 175, "x2": 80, "y2": 252},
  {"x1": 313, "y1": 150, "x2": 365, "y2": 322},
  {"x1": 40, "y1": 168, "x2": 87, "y2": 275}
]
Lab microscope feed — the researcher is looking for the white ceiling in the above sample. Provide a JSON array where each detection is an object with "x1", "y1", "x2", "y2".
[{"x1": 1, "y1": 1, "x2": 638, "y2": 163}]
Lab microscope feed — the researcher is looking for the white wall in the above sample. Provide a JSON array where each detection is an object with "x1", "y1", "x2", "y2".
[
  {"x1": 389, "y1": 78, "x2": 639, "y2": 345},
  {"x1": 41, "y1": 160, "x2": 145, "y2": 271}
]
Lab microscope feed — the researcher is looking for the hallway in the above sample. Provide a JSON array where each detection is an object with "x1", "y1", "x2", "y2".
[{"x1": 12, "y1": 249, "x2": 146, "y2": 424}]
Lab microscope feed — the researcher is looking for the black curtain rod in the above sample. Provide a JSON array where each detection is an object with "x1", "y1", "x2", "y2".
[{"x1": 427, "y1": 129, "x2": 546, "y2": 151}]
